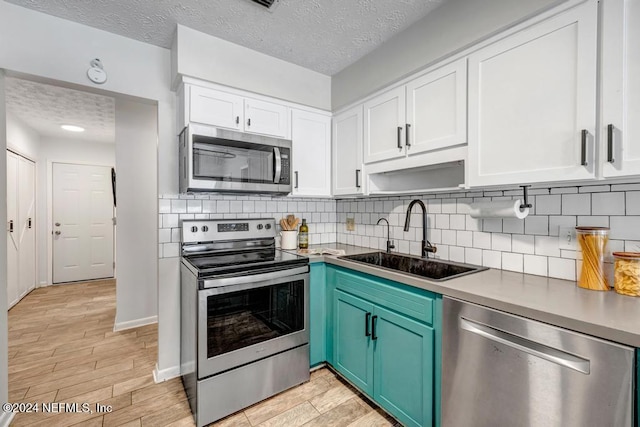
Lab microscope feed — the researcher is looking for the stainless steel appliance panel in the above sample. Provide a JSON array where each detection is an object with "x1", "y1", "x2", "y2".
[
  {"x1": 196, "y1": 344, "x2": 310, "y2": 427},
  {"x1": 442, "y1": 297, "x2": 635, "y2": 427},
  {"x1": 180, "y1": 264, "x2": 198, "y2": 417},
  {"x1": 197, "y1": 271, "x2": 309, "y2": 378}
]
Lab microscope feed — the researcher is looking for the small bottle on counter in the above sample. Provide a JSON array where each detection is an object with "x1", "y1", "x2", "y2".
[{"x1": 298, "y1": 219, "x2": 309, "y2": 249}]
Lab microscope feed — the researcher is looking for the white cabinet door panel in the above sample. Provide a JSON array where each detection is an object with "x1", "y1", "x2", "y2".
[
  {"x1": 601, "y1": 0, "x2": 640, "y2": 177},
  {"x1": 291, "y1": 109, "x2": 331, "y2": 197},
  {"x1": 364, "y1": 87, "x2": 406, "y2": 164},
  {"x1": 7, "y1": 151, "x2": 19, "y2": 307},
  {"x1": 468, "y1": 1, "x2": 597, "y2": 187},
  {"x1": 406, "y1": 59, "x2": 467, "y2": 155},
  {"x1": 333, "y1": 106, "x2": 364, "y2": 195},
  {"x1": 245, "y1": 98, "x2": 289, "y2": 138},
  {"x1": 18, "y1": 157, "x2": 35, "y2": 299},
  {"x1": 189, "y1": 86, "x2": 243, "y2": 130}
]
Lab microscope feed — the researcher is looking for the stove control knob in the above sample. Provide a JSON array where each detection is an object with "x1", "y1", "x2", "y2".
[
  {"x1": 191, "y1": 226, "x2": 198, "y2": 233},
  {"x1": 257, "y1": 224, "x2": 263, "y2": 230},
  {"x1": 265, "y1": 223, "x2": 271, "y2": 230},
  {"x1": 202, "y1": 225, "x2": 209, "y2": 232}
]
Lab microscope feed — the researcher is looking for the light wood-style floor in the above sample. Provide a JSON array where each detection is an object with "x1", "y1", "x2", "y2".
[{"x1": 8, "y1": 280, "x2": 398, "y2": 427}]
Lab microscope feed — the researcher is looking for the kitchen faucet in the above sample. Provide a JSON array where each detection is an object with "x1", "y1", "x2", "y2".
[
  {"x1": 376, "y1": 218, "x2": 395, "y2": 253},
  {"x1": 403, "y1": 199, "x2": 437, "y2": 258}
]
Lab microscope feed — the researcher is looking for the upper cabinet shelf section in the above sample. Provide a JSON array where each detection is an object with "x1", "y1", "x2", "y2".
[{"x1": 363, "y1": 58, "x2": 468, "y2": 165}]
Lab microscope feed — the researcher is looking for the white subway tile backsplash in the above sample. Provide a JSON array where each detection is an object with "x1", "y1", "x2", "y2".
[
  {"x1": 627, "y1": 192, "x2": 640, "y2": 215},
  {"x1": 512, "y1": 235, "x2": 535, "y2": 254},
  {"x1": 548, "y1": 257, "x2": 576, "y2": 281},
  {"x1": 610, "y1": 216, "x2": 640, "y2": 240},
  {"x1": 483, "y1": 250, "x2": 502, "y2": 268},
  {"x1": 562, "y1": 194, "x2": 590, "y2": 215},
  {"x1": 450, "y1": 215, "x2": 466, "y2": 230},
  {"x1": 159, "y1": 199, "x2": 171, "y2": 213},
  {"x1": 457, "y1": 231, "x2": 473, "y2": 247},
  {"x1": 524, "y1": 254, "x2": 547, "y2": 276},
  {"x1": 442, "y1": 199, "x2": 457, "y2": 214},
  {"x1": 483, "y1": 219, "x2": 502, "y2": 233},
  {"x1": 577, "y1": 216, "x2": 609, "y2": 227},
  {"x1": 171, "y1": 228, "x2": 180, "y2": 243},
  {"x1": 592, "y1": 192, "x2": 625, "y2": 216},
  {"x1": 159, "y1": 228, "x2": 170, "y2": 243},
  {"x1": 465, "y1": 216, "x2": 482, "y2": 231},
  {"x1": 535, "y1": 195, "x2": 561, "y2": 215},
  {"x1": 625, "y1": 240, "x2": 640, "y2": 252},
  {"x1": 503, "y1": 218, "x2": 524, "y2": 234},
  {"x1": 442, "y1": 230, "x2": 457, "y2": 245},
  {"x1": 163, "y1": 242, "x2": 179, "y2": 258},
  {"x1": 502, "y1": 253, "x2": 523, "y2": 272},
  {"x1": 187, "y1": 200, "x2": 202, "y2": 213},
  {"x1": 579, "y1": 185, "x2": 611, "y2": 193},
  {"x1": 465, "y1": 248, "x2": 482, "y2": 265},
  {"x1": 162, "y1": 214, "x2": 179, "y2": 228},
  {"x1": 551, "y1": 187, "x2": 578, "y2": 194},
  {"x1": 549, "y1": 216, "x2": 576, "y2": 236},
  {"x1": 492, "y1": 233, "x2": 511, "y2": 252},
  {"x1": 450, "y1": 246, "x2": 465, "y2": 262},
  {"x1": 436, "y1": 214, "x2": 450, "y2": 229},
  {"x1": 171, "y1": 199, "x2": 186, "y2": 213},
  {"x1": 525, "y1": 216, "x2": 548, "y2": 235},
  {"x1": 534, "y1": 235, "x2": 561, "y2": 257},
  {"x1": 473, "y1": 231, "x2": 492, "y2": 249}
]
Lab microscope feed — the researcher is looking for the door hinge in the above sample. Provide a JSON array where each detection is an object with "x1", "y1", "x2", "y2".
[
  {"x1": 113, "y1": 261, "x2": 116, "y2": 269},
  {"x1": 112, "y1": 217, "x2": 117, "y2": 226}
]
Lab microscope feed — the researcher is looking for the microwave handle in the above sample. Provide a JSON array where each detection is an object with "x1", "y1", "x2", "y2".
[{"x1": 273, "y1": 147, "x2": 282, "y2": 184}]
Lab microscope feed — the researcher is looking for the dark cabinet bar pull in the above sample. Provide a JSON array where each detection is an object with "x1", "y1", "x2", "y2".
[
  {"x1": 371, "y1": 315, "x2": 378, "y2": 340},
  {"x1": 247, "y1": 118, "x2": 251, "y2": 127},
  {"x1": 294, "y1": 171, "x2": 299, "y2": 189},
  {"x1": 607, "y1": 124, "x2": 615, "y2": 163},
  {"x1": 8, "y1": 220, "x2": 13, "y2": 233},
  {"x1": 365, "y1": 312, "x2": 371, "y2": 337},
  {"x1": 580, "y1": 129, "x2": 588, "y2": 166},
  {"x1": 397, "y1": 126, "x2": 403, "y2": 149},
  {"x1": 28, "y1": 218, "x2": 32, "y2": 229},
  {"x1": 406, "y1": 123, "x2": 411, "y2": 147},
  {"x1": 355, "y1": 169, "x2": 361, "y2": 188},
  {"x1": 235, "y1": 116, "x2": 240, "y2": 125}
]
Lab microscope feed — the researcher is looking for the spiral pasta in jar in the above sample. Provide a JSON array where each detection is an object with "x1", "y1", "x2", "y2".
[
  {"x1": 613, "y1": 252, "x2": 640, "y2": 297},
  {"x1": 575, "y1": 227, "x2": 610, "y2": 291}
]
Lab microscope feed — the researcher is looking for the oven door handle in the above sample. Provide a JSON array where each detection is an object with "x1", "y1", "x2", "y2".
[
  {"x1": 202, "y1": 265, "x2": 309, "y2": 291},
  {"x1": 273, "y1": 147, "x2": 282, "y2": 184}
]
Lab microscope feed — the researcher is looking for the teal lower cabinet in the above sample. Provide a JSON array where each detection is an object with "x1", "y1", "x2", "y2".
[
  {"x1": 309, "y1": 263, "x2": 327, "y2": 367},
  {"x1": 328, "y1": 265, "x2": 441, "y2": 427}
]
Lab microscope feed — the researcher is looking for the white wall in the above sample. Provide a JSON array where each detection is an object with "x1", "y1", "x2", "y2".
[
  {"x1": 0, "y1": 71, "x2": 11, "y2": 427},
  {"x1": 331, "y1": 0, "x2": 565, "y2": 110},
  {"x1": 38, "y1": 137, "x2": 116, "y2": 286},
  {"x1": 174, "y1": 25, "x2": 331, "y2": 110},
  {"x1": 114, "y1": 98, "x2": 158, "y2": 329},
  {"x1": 6, "y1": 112, "x2": 40, "y2": 159}
]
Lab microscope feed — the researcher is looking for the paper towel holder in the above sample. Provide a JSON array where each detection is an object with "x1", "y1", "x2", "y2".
[{"x1": 520, "y1": 185, "x2": 533, "y2": 210}]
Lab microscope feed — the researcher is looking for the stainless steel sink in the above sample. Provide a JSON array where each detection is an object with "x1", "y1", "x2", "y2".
[{"x1": 338, "y1": 251, "x2": 487, "y2": 282}]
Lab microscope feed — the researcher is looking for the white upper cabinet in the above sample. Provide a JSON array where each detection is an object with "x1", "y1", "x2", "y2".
[
  {"x1": 601, "y1": 0, "x2": 640, "y2": 177},
  {"x1": 363, "y1": 87, "x2": 406, "y2": 164},
  {"x1": 291, "y1": 109, "x2": 332, "y2": 197},
  {"x1": 363, "y1": 60, "x2": 467, "y2": 166},
  {"x1": 188, "y1": 85, "x2": 289, "y2": 138},
  {"x1": 468, "y1": 0, "x2": 598, "y2": 187},
  {"x1": 333, "y1": 105, "x2": 364, "y2": 196},
  {"x1": 406, "y1": 58, "x2": 467, "y2": 156}
]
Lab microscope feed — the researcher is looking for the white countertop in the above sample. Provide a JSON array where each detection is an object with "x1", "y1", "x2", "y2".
[{"x1": 289, "y1": 244, "x2": 640, "y2": 348}]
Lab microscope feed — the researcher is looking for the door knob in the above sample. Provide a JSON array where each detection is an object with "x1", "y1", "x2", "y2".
[
  {"x1": 54, "y1": 231, "x2": 61, "y2": 236},
  {"x1": 55, "y1": 222, "x2": 61, "y2": 227}
]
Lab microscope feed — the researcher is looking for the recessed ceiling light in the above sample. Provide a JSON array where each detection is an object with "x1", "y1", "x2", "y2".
[{"x1": 61, "y1": 125, "x2": 85, "y2": 132}]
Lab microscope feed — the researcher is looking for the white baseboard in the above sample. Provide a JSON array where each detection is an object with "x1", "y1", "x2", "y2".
[
  {"x1": 113, "y1": 315, "x2": 157, "y2": 332},
  {"x1": 153, "y1": 363, "x2": 181, "y2": 383},
  {"x1": 0, "y1": 411, "x2": 15, "y2": 427}
]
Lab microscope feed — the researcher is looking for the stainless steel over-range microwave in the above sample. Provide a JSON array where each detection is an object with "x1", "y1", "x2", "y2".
[{"x1": 179, "y1": 123, "x2": 292, "y2": 194}]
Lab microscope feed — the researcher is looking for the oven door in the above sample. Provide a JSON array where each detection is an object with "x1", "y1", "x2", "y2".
[{"x1": 197, "y1": 266, "x2": 309, "y2": 379}]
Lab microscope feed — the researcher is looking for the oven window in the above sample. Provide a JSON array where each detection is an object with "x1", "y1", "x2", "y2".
[
  {"x1": 206, "y1": 280, "x2": 304, "y2": 358},
  {"x1": 192, "y1": 137, "x2": 275, "y2": 184}
]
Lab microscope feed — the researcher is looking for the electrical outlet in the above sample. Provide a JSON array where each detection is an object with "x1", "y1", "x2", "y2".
[
  {"x1": 346, "y1": 217, "x2": 355, "y2": 231},
  {"x1": 558, "y1": 226, "x2": 577, "y2": 250}
]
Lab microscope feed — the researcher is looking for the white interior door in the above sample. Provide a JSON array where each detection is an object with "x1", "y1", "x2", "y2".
[
  {"x1": 18, "y1": 156, "x2": 36, "y2": 298},
  {"x1": 7, "y1": 151, "x2": 19, "y2": 306},
  {"x1": 53, "y1": 163, "x2": 114, "y2": 284}
]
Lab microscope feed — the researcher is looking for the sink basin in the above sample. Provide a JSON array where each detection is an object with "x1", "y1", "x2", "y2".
[{"x1": 338, "y1": 251, "x2": 487, "y2": 282}]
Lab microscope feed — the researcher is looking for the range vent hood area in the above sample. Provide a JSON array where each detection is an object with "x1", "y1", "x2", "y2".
[{"x1": 367, "y1": 161, "x2": 466, "y2": 195}]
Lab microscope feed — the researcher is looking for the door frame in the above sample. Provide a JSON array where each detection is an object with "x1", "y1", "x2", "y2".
[{"x1": 48, "y1": 160, "x2": 116, "y2": 286}]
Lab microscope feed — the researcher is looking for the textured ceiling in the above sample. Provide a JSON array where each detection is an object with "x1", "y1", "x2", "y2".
[
  {"x1": 5, "y1": 0, "x2": 445, "y2": 75},
  {"x1": 5, "y1": 77, "x2": 115, "y2": 143}
]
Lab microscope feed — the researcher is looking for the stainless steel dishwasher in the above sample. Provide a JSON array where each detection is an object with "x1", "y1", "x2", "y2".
[{"x1": 442, "y1": 297, "x2": 635, "y2": 427}]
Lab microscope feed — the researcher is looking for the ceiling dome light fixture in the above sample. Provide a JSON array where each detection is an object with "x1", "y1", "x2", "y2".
[{"x1": 61, "y1": 124, "x2": 85, "y2": 132}]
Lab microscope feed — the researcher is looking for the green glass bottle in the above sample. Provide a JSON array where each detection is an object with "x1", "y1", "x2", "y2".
[{"x1": 298, "y1": 218, "x2": 309, "y2": 249}]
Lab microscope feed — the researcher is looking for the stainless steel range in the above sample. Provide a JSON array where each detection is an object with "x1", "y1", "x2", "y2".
[{"x1": 180, "y1": 218, "x2": 310, "y2": 427}]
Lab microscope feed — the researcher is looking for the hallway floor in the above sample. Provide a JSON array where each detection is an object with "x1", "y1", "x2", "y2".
[{"x1": 7, "y1": 281, "x2": 398, "y2": 426}]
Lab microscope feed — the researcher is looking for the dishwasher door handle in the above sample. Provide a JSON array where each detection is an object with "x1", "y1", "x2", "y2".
[{"x1": 460, "y1": 317, "x2": 590, "y2": 374}]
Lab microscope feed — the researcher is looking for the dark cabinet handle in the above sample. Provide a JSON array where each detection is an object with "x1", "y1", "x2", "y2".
[
  {"x1": 294, "y1": 171, "x2": 299, "y2": 189},
  {"x1": 236, "y1": 116, "x2": 240, "y2": 125},
  {"x1": 371, "y1": 315, "x2": 378, "y2": 340},
  {"x1": 28, "y1": 218, "x2": 32, "y2": 229},
  {"x1": 355, "y1": 169, "x2": 361, "y2": 188},
  {"x1": 607, "y1": 124, "x2": 615, "y2": 163},
  {"x1": 8, "y1": 220, "x2": 13, "y2": 233},
  {"x1": 580, "y1": 129, "x2": 588, "y2": 166},
  {"x1": 397, "y1": 127, "x2": 403, "y2": 149},
  {"x1": 406, "y1": 123, "x2": 411, "y2": 147},
  {"x1": 247, "y1": 118, "x2": 251, "y2": 127},
  {"x1": 365, "y1": 312, "x2": 371, "y2": 337}
]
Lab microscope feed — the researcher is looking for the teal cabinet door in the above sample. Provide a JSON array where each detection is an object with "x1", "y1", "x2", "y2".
[
  {"x1": 333, "y1": 289, "x2": 375, "y2": 396},
  {"x1": 373, "y1": 305, "x2": 434, "y2": 427},
  {"x1": 309, "y1": 263, "x2": 326, "y2": 366}
]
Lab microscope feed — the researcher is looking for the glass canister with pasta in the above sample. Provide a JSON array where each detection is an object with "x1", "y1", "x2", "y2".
[
  {"x1": 575, "y1": 226, "x2": 610, "y2": 291},
  {"x1": 612, "y1": 252, "x2": 640, "y2": 297}
]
